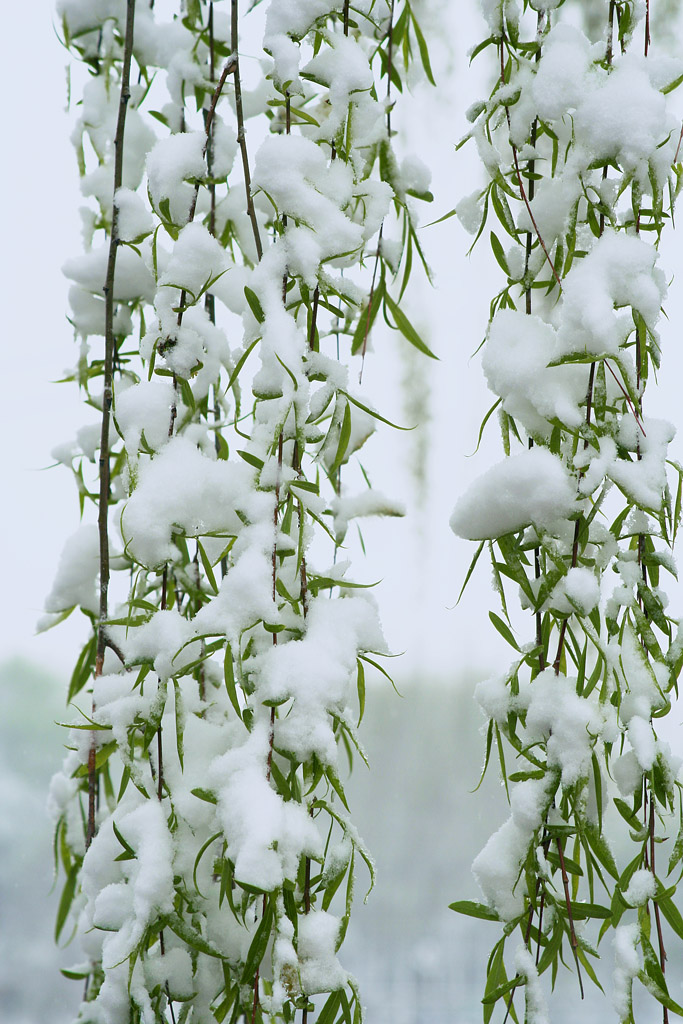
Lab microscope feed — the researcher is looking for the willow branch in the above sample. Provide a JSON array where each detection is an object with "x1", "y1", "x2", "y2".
[
  {"x1": 233, "y1": 0, "x2": 263, "y2": 261},
  {"x1": 557, "y1": 838, "x2": 584, "y2": 999},
  {"x1": 88, "y1": 0, "x2": 136, "y2": 850}
]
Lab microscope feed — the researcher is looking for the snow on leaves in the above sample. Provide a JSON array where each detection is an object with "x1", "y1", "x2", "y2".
[
  {"x1": 452, "y1": 4, "x2": 683, "y2": 1021},
  {"x1": 49, "y1": 1, "x2": 433, "y2": 1022}
]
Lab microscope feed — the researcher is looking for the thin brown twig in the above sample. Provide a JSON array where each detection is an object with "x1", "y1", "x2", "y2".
[
  {"x1": 500, "y1": 23, "x2": 561, "y2": 292},
  {"x1": 501, "y1": 890, "x2": 539, "y2": 1023},
  {"x1": 556, "y1": 838, "x2": 585, "y2": 999},
  {"x1": 674, "y1": 124, "x2": 683, "y2": 165},
  {"x1": 385, "y1": 0, "x2": 395, "y2": 137},
  {"x1": 604, "y1": 361, "x2": 646, "y2": 435},
  {"x1": 552, "y1": 8, "x2": 638, "y2": 676},
  {"x1": 88, "y1": 0, "x2": 136, "y2": 850},
  {"x1": 308, "y1": 286, "x2": 320, "y2": 352},
  {"x1": 524, "y1": 13, "x2": 545, "y2": 673},
  {"x1": 650, "y1": 798, "x2": 669, "y2": 988},
  {"x1": 233, "y1": 0, "x2": 263, "y2": 261},
  {"x1": 251, "y1": 434, "x2": 283, "y2": 1023},
  {"x1": 250, "y1": 965, "x2": 261, "y2": 1024},
  {"x1": 358, "y1": 0, "x2": 395, "y2": 385},
  {"x1": 186, "y1": 58, "x2": 237, "y2": 229},
  {"x1": 359, "y1": 228, "x2": 383, "y2": 385},
  {"x1": 512, "y1": 145, "x2": 562, "y2": 289}
]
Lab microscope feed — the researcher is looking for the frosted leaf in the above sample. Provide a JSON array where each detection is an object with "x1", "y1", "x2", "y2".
[
  {"x1": 613, "y1": 751, "x2": 643, "y2": 797},
  {"x1": 514, "y1": 946, "x2": 549, "y2": 1024},
  {"x1": 574, "y1": 53, "x2": 679, "y2": 189},
  {"x1": 144, "y1": 949, "x2": 195, "y2": 1002},
  {"x1": 302, "y1": 34, "x2": 373, "y2": 143},
  {"x1": 66, "y1": 284, "x2": 133, "y2": 338},
  {"x1": 256, "y1": 594, "x2": 386, "y2": 764},
  {"x1": 523, "y1": 669, "x2": 603, "y2": 785},
  {"x1": 211, "y1": 118, "x2": 238, "y2": 180},
  {"x1": 623, "y1": 868, "x2": 656, "y2": 907},
  {"x1": 42, "y1": 524, "x2": 100, "y2": 618},
  {"x1": 297, "y1": 911, "x2": 347, "y2": 994},
  {"x1": 475, "y1": 674, "x2": 513, "y2": 725},
  {"x1": 483, "y1": 309, "x2": 586, "y2": 435},
  {"x1": 193, "y1": 526, "x2": 278, "y2": 645},
  {"x1": 478, "y1": 0, "x2": 520, "y2": 34},
  {"x1": 473, "y1": 777, "x2": 551, "y2": 921},
  {"x1": 557, "y1": 232, "x2": 665, "y2": 358},
  {"x1": 450, "y1": 447, "x2": 576, "y2": 541},
  {"x1": 331, "y1": 490, "x2": 405, "y2": 543},
  {"x1": 115, "y1": 378, "x2": 176, "y2": 455},
  {"x1": 264, "y1": 0, "x2": 344, "y2": 86},
  {"x1": 121, "y1": 436, "x2": 271, "y2": 567},
  {"x1": 252, "y1": 135, "x2": 363, "y2": 280},
  {"x1": 532, "y1": 24, "x2": 596, "y2": 123},
  {"x1": 146, "y1": 132, "x2": 206, "y2": 225},
  {"x1": 547, "y1": 567, "x2": 600, "y2": 615},
  {"x1": 455, "y1": 191, "x2": 484, "y2": 235},
  {"x1": 92, "y1": 671, "x2": 148, "y2": 751},
  {"x1": 159, "y1": 221, "x2": 230, "y2": 300},
  {"x1": 627, "y1": 716, "x2": 656, "y2": 771},
  {"x1": 608, "y1": 418, "x2": 674, "y2": 512},
  {"x1": 114, "y1": 187, "x2": 154, "y2": 242},
  {"x1": 63, "y1": 245, "x2": 155, "y2": 303},
  {"x1": 123, "y1": 608, "x2": 195, "y2": 682},
  {"x1": 613, "y1": 924, "x2": 641, "y2": 1022},
  {"x1": 209, "y1": 720, "x2": 323, "y2": 890}
]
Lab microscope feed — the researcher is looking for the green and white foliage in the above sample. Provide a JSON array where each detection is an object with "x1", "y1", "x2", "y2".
[
  {"x1": 451, "y1": 2, "x2": 683, "y2": 1021},
  {"x1": 45, "y1": 1, "x2": 435, "y2": 1022}
]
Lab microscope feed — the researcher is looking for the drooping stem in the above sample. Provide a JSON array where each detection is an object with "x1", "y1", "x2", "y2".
[
  {"x1": 250, "y1": 432, "x2": 284, "y2": 1024},
  {"x1": 556, "y1": 838, "x2": 584, "y2": 999},
  {"x1": 650, "y1": 795, "x2": 669, "y2": 1024},
  {"x1": 523, "y1": 12, "x2": 545, "y2": 675},
  {"x1": 385, "y1": 0, "x2": 395, "y2": 137},
  {"x1": 184, "y1": 52, "x2": 237, "y2": 272},
  {"x1": 232, "y1": 0, "x2": 263, "y2": 261},
  {"x1": 358, "y1": 229, "x2": 382, "y2": 384},
  {"x1": 88, "y1": 0, "x2": 136, "y2": 850}
]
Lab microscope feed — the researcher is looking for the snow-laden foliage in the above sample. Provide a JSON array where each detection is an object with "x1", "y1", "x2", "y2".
[
  {"x1": 46, "y1": 2, "x2": 434, "y2": 1021},
  {"x1": 451, "y1": 2, "x2": 683, "y2": 1022}
]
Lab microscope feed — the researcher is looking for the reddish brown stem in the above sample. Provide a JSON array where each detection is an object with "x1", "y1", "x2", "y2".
[
  {"x1": 512, "y1": 145, "x2": 562, "y2": 289},
  {"x1": 251, "y1": 965, "x2": 261, "y2": 1024},
  {"x1": 359, "y1": 228, "x2": 383, "y2": 385},
  {"x1": 674, "y1": 124, "x2": 683, "y2": 164},
  {"x1": 88, "y1": 0, "x2": 136, "y2": 851},
  {"x1": 233, "y1": 0, "x2": 263, "y2": 261},
  {"x1": 257, "y1": 431, "x2": 283, "y2": 1023},
  {"x1": 308, "y1": 286, "x2": 320, "y2": 352},
  {"x1": 557, "y1": 839, "x2": 584, "y2": 999},
  {"x1": 385, "y1": 0, "x2": 395, "y2": 137}
]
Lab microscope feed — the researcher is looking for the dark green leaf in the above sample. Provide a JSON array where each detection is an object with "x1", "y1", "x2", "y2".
[
  {"x1": 449, "y1": 900, "x2": 499, "y2": 921},
  {"x1": 489, "y1": 610, "x2": 520, "y2": 651},
  {"x1": 55, "y1": 865, "x2": 79, "y2": 942},
  {"x1": 244, "y1": 286, "x2": 265, "y2": 324},
  {"x1": 384, "y1": 292, "x2": 438, "y2": 359}
]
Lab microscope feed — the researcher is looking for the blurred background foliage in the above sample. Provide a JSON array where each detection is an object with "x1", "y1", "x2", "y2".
[{"x1": 7, "y1": 657, "x2": 683, "y2": 1022}]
